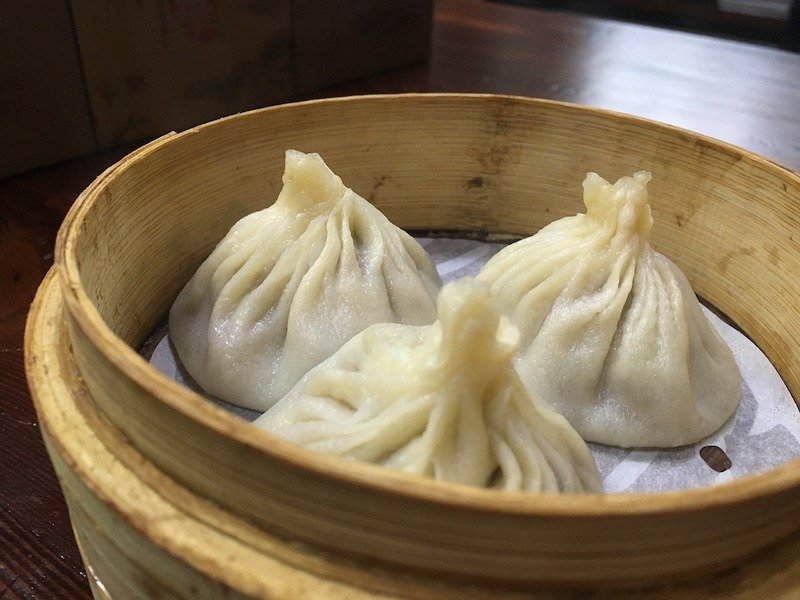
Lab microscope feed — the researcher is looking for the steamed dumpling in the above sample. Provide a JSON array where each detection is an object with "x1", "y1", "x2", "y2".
[
  {"x1": 478, "y1": 172, "x2": 741, "y2": 448},
  {"x1": 255, "y1": 279, "x2": 603, "y2": 494},
  {"x1": 169, "y1": 150, "x2": 441, "y2": 411}
]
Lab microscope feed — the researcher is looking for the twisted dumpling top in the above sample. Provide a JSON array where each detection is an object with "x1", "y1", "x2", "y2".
[
  {"x1": 256, "y1": 279, "x2": 603, "y2": 494},
  {"x1": 478, "y1": 172, "x2": 741, "y2": 448},
  {"x1": 169, "y1": 150, "x2": 441, "y2": 411}
]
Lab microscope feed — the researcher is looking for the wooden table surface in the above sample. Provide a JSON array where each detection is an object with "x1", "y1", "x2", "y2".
[{"x1": 2, "y1": 0, "x2": 799, "y2": 597}]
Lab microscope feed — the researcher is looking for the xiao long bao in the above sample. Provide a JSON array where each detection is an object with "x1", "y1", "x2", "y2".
[
  {"x1": 478, "y1": 172, "x2": 741, "y2": 448},
  {"x1": 169, "y1": 150, "x2": 442, "y2": 411},
  {"x1": 257, "y1": 279, "x2": 603, "y2": 494}
]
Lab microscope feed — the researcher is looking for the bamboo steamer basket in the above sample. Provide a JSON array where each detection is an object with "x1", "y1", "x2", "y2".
[{"x1": 26, "y1": 94, "x2": 800, "y2": 598}]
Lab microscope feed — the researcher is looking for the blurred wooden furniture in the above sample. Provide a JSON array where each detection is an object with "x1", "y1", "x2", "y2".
[
  {"x1": 497, "y1": 0, "x2": 800, "y2": 48},
  {"x1": 0, "y1": 0, "x2": 432, "y2": 178},
  {"x1": 2, "y1": 0, "x2": 799, "y2": 597}
]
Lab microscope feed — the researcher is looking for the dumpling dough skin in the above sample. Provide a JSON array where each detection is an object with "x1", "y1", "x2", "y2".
[
  {"x1": 169, "y1": 150, "x2": 441, "y2": 411},
  {"x1": 478, "y1": 172, "x2": 741, "y2": 448},
  {"x1": 256, "y1": 280, "x2": 603, "y2": 494}
]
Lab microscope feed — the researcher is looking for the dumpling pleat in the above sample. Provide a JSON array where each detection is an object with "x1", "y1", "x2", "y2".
[
  {"x1": 169, "y1": 151, "x2": 441, "y2": 411},
  {"x1": 257, "y1": 280, "x2": 603, "y2": 494},
  {"x1": 479, "y1": 172, "x2": 740, "y2": 447}
]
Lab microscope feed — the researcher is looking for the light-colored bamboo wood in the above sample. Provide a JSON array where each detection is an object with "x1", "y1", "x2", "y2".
[
  {"x1": 26, "y1": 269, "x2": 800, "y2": 599},
  {"x1": 33, "y1": 94, "x2": 800, "y2": 593}
]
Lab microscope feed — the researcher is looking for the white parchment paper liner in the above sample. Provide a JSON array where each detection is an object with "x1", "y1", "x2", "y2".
[{"x1": 146, "y1": 237, "x2": 800, "y2": 493}]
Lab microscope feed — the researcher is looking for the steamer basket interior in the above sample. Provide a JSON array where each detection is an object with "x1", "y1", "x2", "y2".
[{"x1": 52, "y1": 94, "x2": 800, "y2": 587}]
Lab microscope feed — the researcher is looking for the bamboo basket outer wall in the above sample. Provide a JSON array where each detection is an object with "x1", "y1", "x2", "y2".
[
  {"x1": 30, "y1": 271, "x2": 800, "y2": 600},
  {"x1": 54, "y1": 95, "x2": 800, "y2": 586}
]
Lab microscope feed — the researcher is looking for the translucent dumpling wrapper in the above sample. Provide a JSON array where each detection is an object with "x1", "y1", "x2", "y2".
[
  {"x1": 255, "y1": 279, "x2": 603, "y2": 494},
  {"x1": 169, "y1": 150, "x2": 441, "y2": 411},
  {"x1": 478, "y1": 171, "x2": 741, "y2": 448}
]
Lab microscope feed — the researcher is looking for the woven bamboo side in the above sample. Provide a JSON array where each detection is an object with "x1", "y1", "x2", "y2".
[
  {"x1": 50, "y1": 95, "x2": 800, "y2": 587},
  {"x1": 26, "y1": 269, "x2": 800, "y2": 598}
]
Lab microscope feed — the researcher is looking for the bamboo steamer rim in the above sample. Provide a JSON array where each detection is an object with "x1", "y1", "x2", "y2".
[
  {"x1": 29, "y1": 269, "x2": 800, "y2": 599},
  {"x1": 25, "y1": 270, "x2": 380, "y2": 600},
  {"x1": 55, "y1": 93, "x2": 800, "y2": 516}
]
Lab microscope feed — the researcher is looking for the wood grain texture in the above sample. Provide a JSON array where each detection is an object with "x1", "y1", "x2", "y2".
[
  {"x1": 42, "y1": 95, "x2": 800, "y2": 596},
  {"x1": 319, "y1": 0, "x2": 800, "y2": 171},
  {"x1": 426, "y1": 0, "x2": 800, "y2": 172},
  {"x1": 0, "y1": 146, "x2": 134, "y2": 600}
]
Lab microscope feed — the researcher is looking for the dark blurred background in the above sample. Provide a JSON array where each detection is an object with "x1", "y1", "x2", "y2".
[
  {"x1": 1, "y1": 0, "x2": 798, "y2": 180},
  {"x1": 499, "y1": 0, "x2": 799, "y2": 47},
  {"x1": 0, "y1": 1, "x2": 435, "y2": 179}
]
